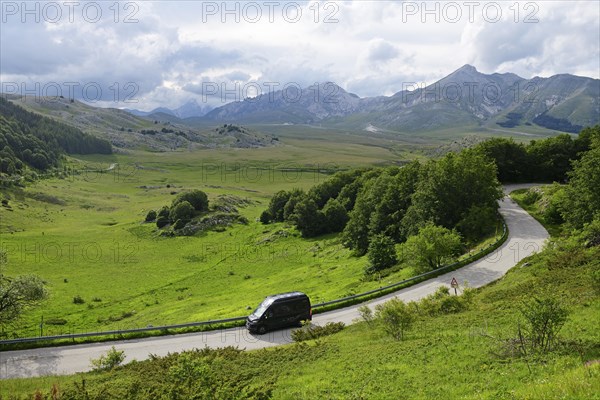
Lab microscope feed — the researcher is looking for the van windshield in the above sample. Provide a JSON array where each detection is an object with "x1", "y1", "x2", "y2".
[{"x1": 252, "y1": 298, "x2": 274, "y2": 317}]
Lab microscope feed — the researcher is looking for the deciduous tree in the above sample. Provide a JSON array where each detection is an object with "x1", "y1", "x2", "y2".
[{"x1": 404, "y1": 224, "x2": 462, "y2": 273}]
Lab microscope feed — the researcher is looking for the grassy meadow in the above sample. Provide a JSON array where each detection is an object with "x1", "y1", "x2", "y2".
[{"x1": 1, "y1": 140, "x2": 438, "y2": 338}]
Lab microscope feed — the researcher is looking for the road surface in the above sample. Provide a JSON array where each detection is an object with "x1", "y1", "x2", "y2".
[{"x1": 0, "y1": 185, "x2": 549, "y2": 379}]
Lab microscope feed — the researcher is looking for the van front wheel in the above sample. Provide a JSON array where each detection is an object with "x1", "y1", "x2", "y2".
[{"x1": 258, "y1": 326, "x2": 267, "y2": 335}]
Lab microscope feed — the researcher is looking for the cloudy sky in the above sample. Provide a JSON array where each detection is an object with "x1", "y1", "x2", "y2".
[{"x1": 1, "y1": 0, "x2": 598, "y2": 110}]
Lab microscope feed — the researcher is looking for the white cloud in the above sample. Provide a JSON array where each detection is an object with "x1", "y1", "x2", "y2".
[
  {"x1": 463, "y1": 1, "x2": 600, "y2": 78},
  {"x1": 365, "y1": 39, "x2": 399, "y2": 63},
  {"x1": 1, "y1": 0, "x2": 597, "y2": 110}
]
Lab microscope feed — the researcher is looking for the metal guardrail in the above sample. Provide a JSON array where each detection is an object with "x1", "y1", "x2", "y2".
[
  {"x1": 0, "y1": 317, "x2": 247, "y2": 345},
  {"x1": 0, "y1": 219, "x2": 507, "y2": 346}
]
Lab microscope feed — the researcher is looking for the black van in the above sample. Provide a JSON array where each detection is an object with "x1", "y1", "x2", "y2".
[{"x1": 246, "y1": 292, "x2": 312, "y2": 334}]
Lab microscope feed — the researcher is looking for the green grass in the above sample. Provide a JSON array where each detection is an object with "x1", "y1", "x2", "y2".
[
  {"x1": 0, "y1": 142, "x2": 505, "y2": 340},
  {"x1": 4, "y1": 234, "x2": 599, "y2": 399},
  {"x1": 0, "y1": 152, "x2": 361, "y2": 338},
  {"x1": 0, "y1": 144, "x2": 413, "y2": 339}
]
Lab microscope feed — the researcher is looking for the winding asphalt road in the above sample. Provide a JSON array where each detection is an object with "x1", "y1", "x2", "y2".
[{"x1": 0, "y1": 185, "x2": 549, "y2": 380}]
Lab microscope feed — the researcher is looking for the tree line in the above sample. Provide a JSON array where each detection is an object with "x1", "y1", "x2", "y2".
[
  {"x1": 473, "y1": 126, "x2": 597, "y2": 183},
  {"x1": 261, "y1": 125, "x2": 599, "y2": 273},
  {"x1": 535, "y1": 125, "x2": 600, "y2": 229},
  {"x1": 261, "y1": 148, "x2": 503, "y2": 272},
  {"x1": 0, "y1": 97, "x2": 112, "y2": 175}
]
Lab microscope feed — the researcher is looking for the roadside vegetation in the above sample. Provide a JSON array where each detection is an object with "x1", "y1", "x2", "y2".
[
  {"x1": 260, "y1": 125, "x2": 599, "y2": 280},
  {"x1": 470, "y1": 125, "x2": 598, "y2": 183},
  {"x1": 3, "y1": 216, "x2": 598, "y2": 399}
]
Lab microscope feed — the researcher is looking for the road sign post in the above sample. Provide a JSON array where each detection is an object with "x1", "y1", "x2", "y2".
[{"x1": 450, "y1": 277, "x2": 459, "y2": 295}]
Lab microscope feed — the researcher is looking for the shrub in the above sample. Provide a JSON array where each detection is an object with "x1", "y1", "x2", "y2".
[
  {"x1": 374, "y1": 298, "x2": 415, "y2": 340},
  {"x1": 172, "y1": 190, "x2": 209, "y2": 211},
  {"x1": 156, "y1": 216, "x2": 169, "y2": 229},
  {"x1": 519, "y1": 297, "x2": 569, "y2": 354},
  {"x1": 581, "y1": 217, "x2": 600, "y2": 248},
  {"x1": 439, "y1": 295, "x2": 464, "y2": 314},
  {"x1": 432, "y1": 285, "x2": 450, "y2": 299},
  {"x1": 522, "y1": 189, "x2": 541, "y2": 205},
  {"x1": 410, "y1": 286, "x2": 475, "y2": 317},
  {"x1": 169, "y1": 201, "x2": 194, "y2": 223},
  {"x1": 145, "y1": 210, "x2": 157, "y2": 222},
  {"x1": 168, "y1": 352, "x2": 211, "y2": 395},
  {"x1": 543, "y1": 202, "x2": 564, "y2": 225},
  {"x1": 73, "y1": 295, "x2": 85, "y2": 304},
  {"x1": 173, "y1": 219, "x2": 187, "y2": 230},
  {"x1": 158, "y1": 206, "x2": 170, "y2": 219},
  {"x1": 291, "y1": 321, "x2": 345, "y2": 342},
  {"x1": 357, "y1": 305, "x2": 374, "y2": 326},
  {"x1": 259, "y1": 210, "x2": 272, "y2": 224},
  {"x1": 90, "y1": 346, "x2": 126, "y2": 371}
]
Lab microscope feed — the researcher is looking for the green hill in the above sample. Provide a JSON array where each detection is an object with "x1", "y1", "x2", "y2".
[
  {"x1": 3, "y1": 95, "x2": 278, "y2": 151},
  {"x1": 0, "y1": 97, "x2": 111, "y2": 175}
]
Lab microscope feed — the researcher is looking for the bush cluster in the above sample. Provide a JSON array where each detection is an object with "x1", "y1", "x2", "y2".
[
  {"x1": 90, "y1": 346, "x2": 126, "y2": 371},
  {"x1": 360, "y1": 285, "x2": 476, "y2": 341},
  {"x1": 147, "y1": 190, "x2": 209, "y2": 230},
  {"x1": 72, "y1": 295, "x2": 85, "y2": 304},
  {"x1": 291, "y1": 321, "x2": 346, "y2": 342}
]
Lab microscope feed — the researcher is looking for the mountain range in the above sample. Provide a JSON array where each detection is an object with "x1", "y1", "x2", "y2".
[
  {"x1": 147, "y1": 65, "x2": 598, "y2": 134},
  {"x1": 126, "y1": 99, "x2": 214, "y2": 120}
]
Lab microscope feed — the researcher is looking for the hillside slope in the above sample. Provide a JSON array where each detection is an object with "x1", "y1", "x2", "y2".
[
  {"x1": 0, "y1": 97, "x2": 111, "y2": 174},
  {"x1": 2, "y1": 95, "x2": 278, "y2": 151}
]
